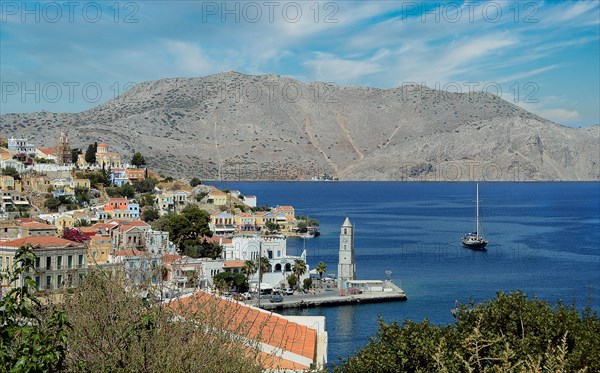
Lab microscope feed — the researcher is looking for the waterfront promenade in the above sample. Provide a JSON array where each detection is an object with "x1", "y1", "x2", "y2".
[{"x1": 250, "y1": 282, "x2": 407, "y2": 311}]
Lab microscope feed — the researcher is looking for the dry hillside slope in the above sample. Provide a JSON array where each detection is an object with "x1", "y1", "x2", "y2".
[{"x1": 1, "y1": 71, "x2": 598, "y2": 181}]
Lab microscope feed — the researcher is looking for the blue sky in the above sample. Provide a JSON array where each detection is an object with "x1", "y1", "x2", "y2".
[{"x1": 1, "y1": 1, "x2": 598, "y2": 127}]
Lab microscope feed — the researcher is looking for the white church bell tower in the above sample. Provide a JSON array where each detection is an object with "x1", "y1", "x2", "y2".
[{"x1": 338, "y1": 217, "x2": 356, "y2": 289}]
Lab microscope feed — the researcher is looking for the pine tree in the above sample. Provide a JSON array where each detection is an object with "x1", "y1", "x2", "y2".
[{"x1": 84, "y1": 142, "x2": 97, "y2": 164}]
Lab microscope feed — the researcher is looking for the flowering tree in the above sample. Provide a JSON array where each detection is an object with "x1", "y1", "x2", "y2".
[{"x1": 62, "y1": 228, "x2": 90, "y2": 243}]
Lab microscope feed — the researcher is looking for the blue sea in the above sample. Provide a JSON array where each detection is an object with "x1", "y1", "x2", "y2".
[{"x1": 208, "y1": 181, "x2": 600, "y2": 365}]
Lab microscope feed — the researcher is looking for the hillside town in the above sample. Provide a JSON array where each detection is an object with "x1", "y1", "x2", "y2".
[{"x1": 0, "y1": 132, "x2": 328, "y2": 371}]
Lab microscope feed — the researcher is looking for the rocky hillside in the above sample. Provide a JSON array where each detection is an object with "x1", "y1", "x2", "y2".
[{"x1": 1, "y1": 71, "x2": 598, "y2": 181}]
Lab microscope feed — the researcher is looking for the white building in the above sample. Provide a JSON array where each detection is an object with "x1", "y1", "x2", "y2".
[
  {"x1": 8, "y1": 138, "x2": 36, "y2": 154},
  {"x1": 224, "y1": 235, "x2": 309, "y2": 288}
]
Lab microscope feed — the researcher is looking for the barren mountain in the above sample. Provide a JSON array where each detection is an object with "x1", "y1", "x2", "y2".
[{"x1": 1, "y1": 71, "x2": 598, "y2": 181}]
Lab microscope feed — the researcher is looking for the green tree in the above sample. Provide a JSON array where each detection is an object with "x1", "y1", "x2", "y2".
[
  {"x1": 134, "y1": 178, "x2": 158, "y2": 193},
  {"x1": 297, "y1": 221, "x2": 307, "y2": 233},
  {"x1": 265, "y1": 221, "x2": 280, "y2": 232},
  {"x1": 84, "y1": 142, "x2": 97, "y2": 164},
  {"x1": 292, "y1": 259, "x2": 307, "y2": 287},
  {"x1": 213, "y1": 272, "x2": 247, "y2": 292},
  {"x1": 190, "y1": 177, "x2": 202, "y2": 187},
  {"x1": 333, "y1": 291, "x2": 600, "y2": 372},
  {"x1": 1, "y1": 166, "x2": 20, "y2": 180},
  {"x1": 141, "y1": 207, "x2": 160, "y2": 223},
  {"x1": 120, "y1": 183, "x2": 135, "y2": 198},
  {"x1": 303, "y1": 278, "x2": 313, "y2": 291},
  {"x1": 286, "y1": 274, "x2": 297, "y2": 289},
  {"x1": 131, "y1": 151, "x2": 146, "y2": 167},
  {"x1": 242, "y1": 260, "x2": 257, "y2": 284},
  {"x1": 0, "y1": 245, "x2": 69, "y2": 372},
  {"x1": 162, "y1": 204, "x2": 212, "y2": 252},
  {"x1": 70, "y1": 148, "x2": 82, "y2": 164},
  {"x1": 74, "y1": 187, "x2": 90, "y2": 206},
  {"x1": 139, "y1": 193, "x2": 156, "y2": 208},
  {"x1": 316, "y1": 261, "x2": 327, "y2": 281}
]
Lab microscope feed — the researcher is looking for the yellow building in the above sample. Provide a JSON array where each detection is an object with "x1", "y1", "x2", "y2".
[
  {"x1": 71, "y1": 178, "x2": 91, "y2": 189},
  {"x1": 274, "y1": 205, "x2": 295, "y2": 222},
  {"x1": 96, "y1": 143, "x2": 121, "y2": 168},
  {"x1": 54, "y1": 214, "x2": 76, "y2": 235},
  {"x1": 22, "y1": 175, "x2": 51, "y2": 193},
  {"x1": 207, "y1": 189, "x2": 228, "y2": 206},
  {"x1": 0, "y1": 175, "x2": 22, "y2": 192},
  {"x1": 87, "y1": 235, "x2": 112, "y2": 265}
]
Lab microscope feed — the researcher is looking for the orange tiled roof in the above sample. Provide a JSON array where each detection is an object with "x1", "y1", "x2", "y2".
[
  {"x1": 201, "y1": 236, "x2": 232, "y2": 244},
  {"x1": 235, "y1": 212, "x2": 254, "y2": 218},
  {"x1": 37, "y1": 148, "x2": 57, "y2": 156},
  {"x1": 79, "y1": 226, "x2": 99, "y2": 233},
  {"x1": 223, "y1": 260, "x2": 245, "y2": 268},
  {"x1": 19, "y1": 221, "x2": 56, "y2": 229},
  {"x1": 1, "y1": 236, "x2": 81, "y2": 248},
  {"x1": 162, "y1": 254, "x2": 182, "y2": 265},
  {"x1": 277, "y1": 205, "x2": 295, "y2": 211},
  {"x1": 91, "y1": 223, "x2": 116, "y2": 230},
  {"x1": 169, "y1": 292, "x2": 317, "y2": 368}
]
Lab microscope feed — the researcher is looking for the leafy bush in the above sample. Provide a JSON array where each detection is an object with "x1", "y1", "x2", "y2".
[{"x1": 333, "y1": 291, "x2": 600, "y2": 372}]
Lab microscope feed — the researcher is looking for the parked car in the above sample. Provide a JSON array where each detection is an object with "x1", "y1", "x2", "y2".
[
  {"x1": 285, "y1": 288, "x2": 294, "y2": 295},
  {"x1": 270, "y1": 294, "x2": 284, "y2": 303},
  {"x1": 241, "y1": 292, "x2": 252, "y2": 300}
]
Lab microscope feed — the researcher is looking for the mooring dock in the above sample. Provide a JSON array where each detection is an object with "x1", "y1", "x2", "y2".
[{"x1": 254, "y1": 282, "x2": 407, "y2": 311}]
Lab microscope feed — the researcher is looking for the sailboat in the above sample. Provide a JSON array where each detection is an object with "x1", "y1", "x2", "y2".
[{"x1": 462, "y1": 183, "x2": 488, "y2": 250}]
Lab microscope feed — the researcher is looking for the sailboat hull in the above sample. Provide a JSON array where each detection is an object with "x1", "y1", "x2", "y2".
[{"x1": 462, "y1": 235, "x2": 488, "y2": 250}]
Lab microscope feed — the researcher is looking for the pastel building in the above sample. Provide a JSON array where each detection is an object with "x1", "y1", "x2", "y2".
[
  {"x1": 8, "y1": 137, "x2": 35, "y2": 154},
  {"x1": 96, "y1": 198, "x2": 140, "y2": 220},
  {"x1": 0, "y1": 236, "x2": 88, "y2": 291},
  {"x1": 95, "y1": 143, "x2": 121, "y2": 168},
  {"x1": 210, "y1": 211, "x2": 236, "y2": 236}
]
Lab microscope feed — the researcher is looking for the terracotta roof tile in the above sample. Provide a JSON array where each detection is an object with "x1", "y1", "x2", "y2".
[
  {"x1": 19, "y1": 222, "x2": 57, "y2": 229},
  {"x1": 1, "y1": 236, "x2": 81, "y2": 248},
  {"x1": 168, "y1": 292, "x2": 317, "y2": 365},
  {"x1": 162, "y1": 254, "x2": 182, "y2": 265},
  {"x1": 223, "y1": 260, "x2": 245, "y2": 268}
]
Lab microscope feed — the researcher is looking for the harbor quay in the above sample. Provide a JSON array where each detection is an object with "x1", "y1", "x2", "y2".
[{"x1": 249, "y1": 281, "x2": 407, "y2": 311}]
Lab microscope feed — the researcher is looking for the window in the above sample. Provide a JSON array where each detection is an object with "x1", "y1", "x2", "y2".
[
  {"x1": 57, "y1": 256, "x2": 62, "y2": 270},
  {"x1": 46, "y1": 256, "x2": 52, "y2": 270},
  {"x1": 0, "y1": 256, "x2": 2, "y2": 269},
  {"x1": 57, "y1": 275, "x2": 62, "y2": 287},
  {"x1": 68, "y1": 255, "x2": 73, "y2": 269},
  {"x1": 78, "y1": 255, "x2": 83, "y2": 268},
  {"x1": 35, "y1": 276, "x2": 40, "y2": 288},
  {"x1": 45, "y1": 275, "x2": 52, "y2": 290},
  {"x1": 35, "y1": 256, "x2": 40, "y2": 269}
]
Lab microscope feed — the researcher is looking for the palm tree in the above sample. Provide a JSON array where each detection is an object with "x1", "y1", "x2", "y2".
[
  {"x1": 258, "y1": 257, "x2": 271, "y2": 284},
  {"x1": 316, "y1": 261, "x2": 327, "y2": 281},
  {"x1": 292, "y1": 259, "x2": 307, "y2": 288},
  {"x1": 242, "y1": 260, "x2": 257, "y2": 283}
]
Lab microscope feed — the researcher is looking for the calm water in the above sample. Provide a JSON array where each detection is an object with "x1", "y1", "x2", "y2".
[{"x1": 209, "y1": 181, "x2": 600, "y2": 364}]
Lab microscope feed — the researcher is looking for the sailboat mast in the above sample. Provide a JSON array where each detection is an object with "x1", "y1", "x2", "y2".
[{"x1": 476, "y1": 183, "x2": 480, "y2": 239}]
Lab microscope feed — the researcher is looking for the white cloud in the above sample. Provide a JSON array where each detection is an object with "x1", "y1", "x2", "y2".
[
  {"x1": 303, "y1": 52, "x2": 383, "y2": 83},
  {"x1": 162, "y1": 40, "x2": 214, "y2": 75}
]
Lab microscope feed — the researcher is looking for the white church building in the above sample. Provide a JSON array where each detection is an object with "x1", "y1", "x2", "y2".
[{"x1": 222, "y1": 234, "x2": 309, "y2": 288}]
